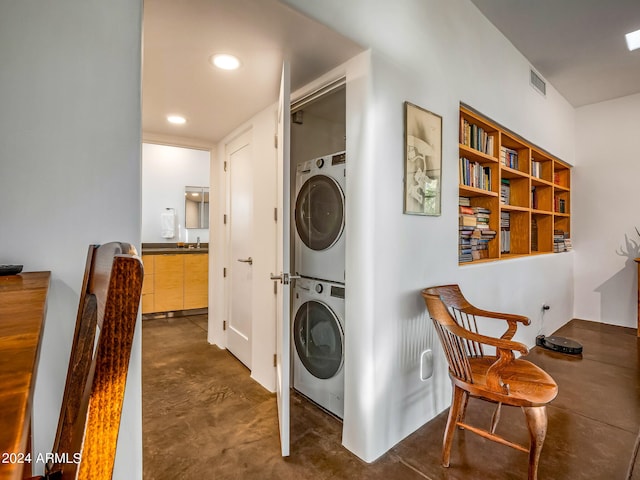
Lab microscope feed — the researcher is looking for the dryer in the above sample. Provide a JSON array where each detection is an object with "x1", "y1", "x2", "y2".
[
  {"x1": 294, "y1": 151, "x2": 346, "y2": 284},
  {"x1": 292, "y1": 277, "x2": 345, "y2": 419}
]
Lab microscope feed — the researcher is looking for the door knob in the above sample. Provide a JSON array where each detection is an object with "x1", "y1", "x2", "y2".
[
  {"x1": 237, "y1": 257, "x2": 253, "y2": 265},
  {"x1": 269, "y1": 272, "x2": 300, "y2": 285}
]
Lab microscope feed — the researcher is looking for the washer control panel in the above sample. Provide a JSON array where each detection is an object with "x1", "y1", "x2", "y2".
[{"x1": 296, "y1": 277, "x2": 345, "y2": 300}]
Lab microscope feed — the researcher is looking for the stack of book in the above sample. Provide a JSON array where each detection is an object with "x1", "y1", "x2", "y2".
[
  {"x1": 459, "y1": 199, "x2": 476, "y2": 263},
  {"x1": 500, "y1": 211, "x2": 511, "y2": 253},
  {"x1": 500, "y1": 179, "x2": 511, "y2": 205},
  {"x1": 500, "y1": 146, "x2": 519, "y2": 169},
  {"x1": 473, "y1": 206, "x2": 496, "y2": 260},
  {"x1": 459, "y1": 197, "x2": 496, "y2": 262},
  {"x1": 554, "y1": 230, "x2": 571, "y2": 252},
  {"x1": 564, "y1": 237, "x2": 573, "y2": 251},
  {"x1": 460, "y1": 157, "x2": 492, "y2": 191}
]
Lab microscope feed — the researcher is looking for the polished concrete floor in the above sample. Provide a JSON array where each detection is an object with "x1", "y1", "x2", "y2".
[{"x1": 142, "y1": 316, "x2": 640, "y2": 479}]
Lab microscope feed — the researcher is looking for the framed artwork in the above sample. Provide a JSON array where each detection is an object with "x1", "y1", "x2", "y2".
[{"x1": 403, "y1": 101, "x2": 442, "y2": 215}]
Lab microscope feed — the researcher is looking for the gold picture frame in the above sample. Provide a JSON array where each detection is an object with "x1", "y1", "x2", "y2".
[{"x1": 404, "y1": 101, "x2": 442, "y2": 215}]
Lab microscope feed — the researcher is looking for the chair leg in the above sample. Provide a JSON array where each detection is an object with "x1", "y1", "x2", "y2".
[
  {"x1": 457, "y1": 391, "x2": 470, "y2": 428},
  {"x1": 490, "y1": 402, "x2": 502, "y2": 434},
  {"x1": 522, "y1": 406, "x2": 548, "y2": 480},
  {"x1": 443, "y1": 385, "x2": 465, "y2": 467}
]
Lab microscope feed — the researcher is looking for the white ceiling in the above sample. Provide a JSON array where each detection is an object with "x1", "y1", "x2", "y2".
[
  {"x1": 470, "y1": 0, "x2": 640, "y2": 107},
  {"x1": 142, "y1": 0, "x2": 362, "y2": 146},
  {"x1": 143, "y1": 1, "x2": 640, "y2": 146}
]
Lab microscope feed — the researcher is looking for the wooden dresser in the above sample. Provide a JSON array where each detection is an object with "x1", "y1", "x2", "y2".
[{"x1": 0, "y1": 271, "x2": 50, "y2": 480}]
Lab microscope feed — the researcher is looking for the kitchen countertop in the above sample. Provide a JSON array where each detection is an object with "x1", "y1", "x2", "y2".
[{"x1": 142, "y1": 243, "x2": 209, "y2": 255}]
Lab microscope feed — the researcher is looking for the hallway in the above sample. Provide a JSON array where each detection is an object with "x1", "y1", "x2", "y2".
[{"x1": 142, "y1": 315, "x2": 639, "y2": 479}]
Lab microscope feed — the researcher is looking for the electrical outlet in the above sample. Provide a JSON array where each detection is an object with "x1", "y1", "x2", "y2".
[{"x1": 420, "y1": 349, "x2": 433, "y2": 381}]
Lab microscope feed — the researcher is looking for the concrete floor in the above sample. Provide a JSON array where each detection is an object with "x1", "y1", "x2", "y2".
[{"x1": 142, "y1": 316, "x2": 640, "y2": 479}]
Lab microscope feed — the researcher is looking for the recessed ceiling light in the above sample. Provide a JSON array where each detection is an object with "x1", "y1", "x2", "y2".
[
  {"x1": 211, "y1": 53, "x2": 241, "y2": 70},
  {"x1": 625, "y1": 29, "x2": 640, "y2": 51},
  {"x1": 167, "y1": 115, "x2": 187, "y2": 125}
]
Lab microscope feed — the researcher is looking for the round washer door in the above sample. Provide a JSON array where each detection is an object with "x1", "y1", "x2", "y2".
[
  {"x1": 293, "y1": 300, "x2": 344, "y2": 380},
  {"x1": 295, "y1": 174, "x2": 345, "y2": 251}
]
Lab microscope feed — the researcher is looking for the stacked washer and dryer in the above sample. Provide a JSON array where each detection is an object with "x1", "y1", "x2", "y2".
[{"x1": 292, "y1": 150, "x2": 346, "y2": 419}]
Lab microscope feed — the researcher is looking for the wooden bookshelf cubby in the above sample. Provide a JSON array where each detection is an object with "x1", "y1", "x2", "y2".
[{"x1": 458, "y1": 105, "x2": 572, "y2": 264}]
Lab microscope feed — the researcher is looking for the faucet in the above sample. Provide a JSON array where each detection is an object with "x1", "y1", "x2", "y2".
[{"x1": 196, "y1": 236, "x2": 200, "y2": 248}]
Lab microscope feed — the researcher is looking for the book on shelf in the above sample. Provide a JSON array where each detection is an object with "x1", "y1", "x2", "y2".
[
  {"x1": 459, "y1": 214, "x2": 477, "y2": 227},
  {"x1": 501, "y1": 229, "x2": 511, "y2": 253},
  {"x1": 500, "y1": 211, "x2": 511, "y2": 253},
  {"x1": 554, "y1": 197, "x2": 566, "y2": 213},
  {"x1": 500, "y1": 179, "x2": 510, "y2": 205},
  {"x1": 459, "y1": 205, "x2": 474, "y2": 215},
  {"x1": 460, "y1": 157, "x2": 492, "y2": 191},
  {"x1": 459, "y1": 196, "x2": 471, "y2": 206},
  {"x1": 499, "y1": 146, "x2": 519, "y2": 170},
  {"x1": 460, "y1": 119, "x2": 494, "y2": 155},
  {"x1": 531, "y1": 160, "x2": 542, "y2": 179},
  {"x1": 500, "y1": 211, "x2": 510, "y2": 228},
  {"x1": 531, "y1": 217, "x2": 538, "y2": 251},
  {"x1": 531, "y1": 186, "x2": 538, "y2": 210}
]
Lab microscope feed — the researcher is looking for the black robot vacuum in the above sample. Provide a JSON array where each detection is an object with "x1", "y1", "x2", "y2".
[{"x1": 535, "y1": 335, "x2": 583, "y2": 355}]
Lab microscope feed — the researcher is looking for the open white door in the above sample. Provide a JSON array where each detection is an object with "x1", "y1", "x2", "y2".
[{"x1": 271, "y1": 61, "x2": 292, "y2": 457}]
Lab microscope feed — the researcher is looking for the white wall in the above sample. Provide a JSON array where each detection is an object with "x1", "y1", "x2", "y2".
[
  {"x1": 210, "y1": 105, "x2": 278, "y2": 391},
  {"x1": 573, "y1": 92, "x2": 640, "y2": 327},
  {"x1": 0, "y1": 1, "x2": 143, "y2": 478},
  {"x1": 285, "y1": 0, "x2": 576, "y2": 463},
  {"x1": 142, "y1": 143, "x2": 210, "y2": 244},
  {"x1": 291, "y1": 98, "x2": 346, "y2": 165}
]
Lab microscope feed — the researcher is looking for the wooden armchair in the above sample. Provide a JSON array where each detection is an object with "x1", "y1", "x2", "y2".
[
  {"x1": 421, "y1": 285, "x2": 558, "y2": 480},
  {"x1": 33, "y1": 242, "x2": 143, "y2": 480}
]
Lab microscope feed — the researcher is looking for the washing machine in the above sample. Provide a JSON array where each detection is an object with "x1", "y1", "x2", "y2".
[
  {"x1": 292, "y1": 277, "x2": 345, "y2": 419},
  {"x1": 294, "y1": 151, "x2": 346, "y2": 284}
]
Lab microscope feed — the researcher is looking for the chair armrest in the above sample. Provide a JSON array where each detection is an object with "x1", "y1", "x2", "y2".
[
  {"x1": 443, "y1": 321, "x2": 529, "y2": 356},
  {"x1": 463, "y1": 305, "x2": 530, "y2": 340},
  {"x1": 465, "y1": 306, "x2": 530, "y2": 325}
]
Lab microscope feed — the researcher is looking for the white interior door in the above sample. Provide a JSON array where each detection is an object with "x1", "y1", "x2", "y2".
[
  {"x1": 273, "y1": 62, "x2": 291, "y2": 457},
  {"x1": 227, "y1": 131, "x2": 253, "y2": 368}
]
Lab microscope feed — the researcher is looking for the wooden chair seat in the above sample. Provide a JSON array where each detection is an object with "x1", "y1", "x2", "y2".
[
  {"x1": 464, "y1": 357, "x2": 558, "y2": 407},
  {"x1": 422, "y1": 284, "x2": 558, "y2": 480}
]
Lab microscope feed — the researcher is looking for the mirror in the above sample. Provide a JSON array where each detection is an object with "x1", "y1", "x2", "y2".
[{"x1": 185, "y1": 186, "x2": 209, "y2": 229}]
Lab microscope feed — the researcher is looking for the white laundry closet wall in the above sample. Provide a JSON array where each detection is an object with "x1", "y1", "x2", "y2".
[{"x1": 284, "y1": 0, "x2": 576, "y2": 463}]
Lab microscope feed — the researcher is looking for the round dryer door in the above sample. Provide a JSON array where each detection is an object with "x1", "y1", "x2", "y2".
[
  {"x1": 295, "y1": 174, "x2": 345, "y2": 251},
  {"x1": 293, "y1": 300, "x2": 344, "y2": 380}
]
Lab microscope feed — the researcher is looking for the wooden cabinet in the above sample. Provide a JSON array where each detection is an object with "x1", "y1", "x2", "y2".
[
  {"x1": 184, "y1": 254, "x2": 209, "y2": 310},
  {"x1": 154, "y1": 254, "x2": 185, "y2": 312},
  {"x1": 459, "y1": 105, "x2": 572, "y2": 264},
  {"x1": 141, "y1": 255, "x2": 155, "y2": 314},
  {"x1": 141, "y1": 253, "x2": 208, "y2": 313}
]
